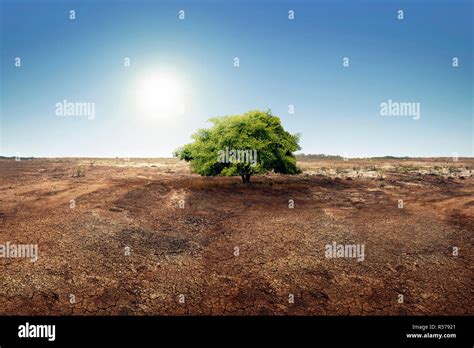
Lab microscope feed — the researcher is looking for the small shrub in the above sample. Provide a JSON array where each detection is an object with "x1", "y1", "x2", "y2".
[{"x1": 72, "y1": 165, "x2": 86, "y2": 177}]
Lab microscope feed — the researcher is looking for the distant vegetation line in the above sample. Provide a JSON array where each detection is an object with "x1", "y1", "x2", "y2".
[
  {"x1": 297, "y1": 154, "x2": 410, "y2": 160},
  {"x1": 0, "y1": 155, "x2": 470, "y2": 160}
]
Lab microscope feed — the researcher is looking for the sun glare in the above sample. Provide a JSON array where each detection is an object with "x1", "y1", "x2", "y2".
[{"x1": 135, "y1": 71, "x2": 185, "y2": 119}]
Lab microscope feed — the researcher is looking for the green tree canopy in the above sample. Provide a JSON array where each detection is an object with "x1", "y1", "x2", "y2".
[{"x1": 174, "y1": 110, "x2": 301, "y2": 183}]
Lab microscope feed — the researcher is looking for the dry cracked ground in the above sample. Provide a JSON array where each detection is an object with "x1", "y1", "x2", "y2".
[{"x1": 0, "y1": 158, "x2": 473, "y2": 315}]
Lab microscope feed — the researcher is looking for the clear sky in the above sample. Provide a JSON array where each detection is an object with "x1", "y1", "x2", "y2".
[{"x1": 1, "y1": 0, "x2": 472, "y2": 158}]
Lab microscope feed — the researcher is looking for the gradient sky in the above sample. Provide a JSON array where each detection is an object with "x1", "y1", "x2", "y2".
[{"x1": 1, "y1": 0, "x2": 472, "y2": 158}]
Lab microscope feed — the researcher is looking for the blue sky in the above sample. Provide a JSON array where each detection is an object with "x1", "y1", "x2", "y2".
[{"x1": 1, "y1": 0, "x2": 472, "y2": 157}]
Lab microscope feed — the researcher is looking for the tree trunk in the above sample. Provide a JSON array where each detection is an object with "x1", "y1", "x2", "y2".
[{"x1": 241, "y1": 174, "x2": 251, "y2": 184}]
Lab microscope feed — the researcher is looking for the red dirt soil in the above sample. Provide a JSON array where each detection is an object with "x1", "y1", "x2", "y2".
[{"x1": 0, "y1": 158, "x2": 472, "y2": 315}]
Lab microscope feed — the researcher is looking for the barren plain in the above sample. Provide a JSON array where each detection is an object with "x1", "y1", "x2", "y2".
[{"x1": 0, "y1": 157, "x2": 472, "y2": 315}]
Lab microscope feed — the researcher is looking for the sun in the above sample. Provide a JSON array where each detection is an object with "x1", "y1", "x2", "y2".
[{"x1": 134, "y1": 71, "x2": 185, "y2": 118}]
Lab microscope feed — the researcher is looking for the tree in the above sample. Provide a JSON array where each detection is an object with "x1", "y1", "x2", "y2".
[{"x1": 174, "y1": 110, "x2": 301, "y2": 183}]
